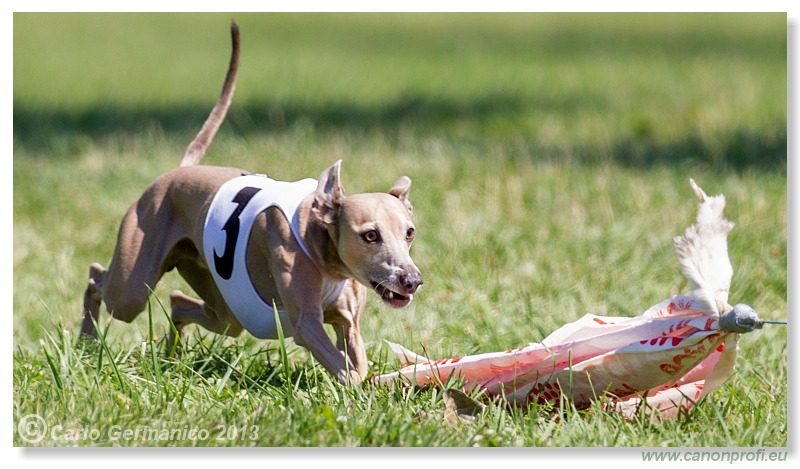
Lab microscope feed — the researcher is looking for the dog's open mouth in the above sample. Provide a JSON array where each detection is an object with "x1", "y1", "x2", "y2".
[{"x1": 370, "y1": 282, "x2": 412, "y2": 308}]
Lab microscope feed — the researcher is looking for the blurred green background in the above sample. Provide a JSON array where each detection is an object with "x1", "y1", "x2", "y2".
[
  {"x1": 14, "y1": 12, "x2": 785, "y2": 168},
  {"x1": 12, "y1": 12, "x2": 787, "y2": 446}
]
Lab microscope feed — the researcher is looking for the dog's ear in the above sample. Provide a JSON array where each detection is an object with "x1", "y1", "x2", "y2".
[
  {"x1": 389, "y1": 176, "x2": 413, "y2": 216},
  {"x1": 314, "y1": 160, "x2": 346, "y2": 225}
]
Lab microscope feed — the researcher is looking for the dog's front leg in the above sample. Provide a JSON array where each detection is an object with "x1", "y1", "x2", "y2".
[
  {"x1": 293, "y1": 307, "x2": 363, "y2": 385},
  {"x1": 328, "y1": 280, "x2": 368, "y2": 378},
  {"x1": 333, "y1": 323, "x2": 367, "y2": 380}
]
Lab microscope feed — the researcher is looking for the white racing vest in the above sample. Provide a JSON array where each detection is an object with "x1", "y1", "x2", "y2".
[{"x1": 203, "y1": 174, "x2": 347, "y2": 339}]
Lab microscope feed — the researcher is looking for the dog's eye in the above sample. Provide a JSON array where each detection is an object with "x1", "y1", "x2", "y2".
[
  {"x1": 362, "y1": 230, "x2": 380, "y2": 243},
  {"x1": 405, "y1": 227, "x2": 415, "y2": 241}
]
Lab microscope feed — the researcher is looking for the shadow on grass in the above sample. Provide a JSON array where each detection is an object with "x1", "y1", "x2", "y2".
[
  {"x1": 14, "y1": 94, "x2": 786, "y2": 172},
  {"x1": 588, "y1": 129, "x2": 785, "y2": 171}
]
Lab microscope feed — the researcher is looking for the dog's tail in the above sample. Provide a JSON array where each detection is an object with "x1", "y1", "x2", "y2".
[{"x1": 179, "y1": 21, "x2": 240, "y2": 167}]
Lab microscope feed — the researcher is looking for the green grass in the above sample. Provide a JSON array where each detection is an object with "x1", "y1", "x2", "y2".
[{"x1": 13, "y1": 13, "x2": 787, "y2": 447}]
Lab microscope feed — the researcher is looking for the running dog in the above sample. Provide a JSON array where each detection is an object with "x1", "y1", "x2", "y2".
[{"x1": 80, "y1": 22, "x2": 423, "y2": 384}]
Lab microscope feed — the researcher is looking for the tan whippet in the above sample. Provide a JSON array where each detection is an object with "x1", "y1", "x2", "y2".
[{"x1": 80, "y1": 22, "x2": 423, "y2": 384}]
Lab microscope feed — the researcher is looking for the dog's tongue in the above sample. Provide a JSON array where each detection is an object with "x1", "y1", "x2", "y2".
[
  {"x1": 380, "y1": 286, "x2": 411, "y2": 309},
  {"x1": 371, "y1": 281, "x2": 411, "y2": 308}
]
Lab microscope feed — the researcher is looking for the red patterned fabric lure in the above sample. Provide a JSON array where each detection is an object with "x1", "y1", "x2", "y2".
[{"x1": 374, "y1": 180, "x2": 778, "y2": 420}]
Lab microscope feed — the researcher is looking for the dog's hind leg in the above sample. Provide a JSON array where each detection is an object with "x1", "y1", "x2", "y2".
[
  {"x1": 80, "y1": 197, "x2": 185, "y2": 340},
  {"x1": 166, "y1": 254, "x2": 244, "y2": 352},
  {"x1": 102, "y1": 203, "x2": 173, "y2": 322},
  {"x1": 166, "y1": 290, "x2": 241, "y2": 353}
]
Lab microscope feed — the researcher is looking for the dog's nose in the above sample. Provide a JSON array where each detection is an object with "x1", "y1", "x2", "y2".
[{"x1": 399, "y1": 269, "x2": 423, "y2": 295}]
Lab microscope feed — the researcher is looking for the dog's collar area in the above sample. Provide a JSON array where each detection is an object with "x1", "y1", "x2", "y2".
[{"x1": 295, "y1": 214, "x2": 352, "y2": 281}]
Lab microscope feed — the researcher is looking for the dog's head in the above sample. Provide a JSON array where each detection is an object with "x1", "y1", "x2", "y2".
[{"x1": 313, "y1": 160, "x2": 422, "y2": 308}]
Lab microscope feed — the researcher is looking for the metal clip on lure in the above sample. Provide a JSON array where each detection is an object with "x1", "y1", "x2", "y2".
[{"x1": 718, "y1": 304, "x2": 787, "y2": 333}]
